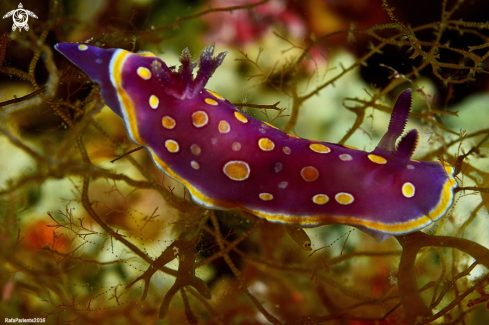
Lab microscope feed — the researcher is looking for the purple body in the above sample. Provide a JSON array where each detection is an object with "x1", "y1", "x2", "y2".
[{"x1": 55, "y1": 43, "x2": 457, "y2": 242}]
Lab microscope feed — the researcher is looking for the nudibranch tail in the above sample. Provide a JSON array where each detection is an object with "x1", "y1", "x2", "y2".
[{"x1": 55, "y1": 43, "x2": 457, "y2": 243}]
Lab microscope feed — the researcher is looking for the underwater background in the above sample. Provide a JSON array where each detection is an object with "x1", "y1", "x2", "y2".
[{"x1": 1, "y1": 0, "x2": 489, "y2": 324}]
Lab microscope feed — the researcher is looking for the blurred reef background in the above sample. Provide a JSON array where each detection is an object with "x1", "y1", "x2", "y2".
[{"x1": 1, "y1": 0, "x2": 489, "y2": 324}]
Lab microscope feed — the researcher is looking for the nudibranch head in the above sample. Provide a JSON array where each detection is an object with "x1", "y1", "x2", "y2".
[
  {"x1": 55, "y1": 43, "x2": 122, "y2": 116},
  {"x1": 55, "y1": 43, "x2": 457, "y2": 242}
]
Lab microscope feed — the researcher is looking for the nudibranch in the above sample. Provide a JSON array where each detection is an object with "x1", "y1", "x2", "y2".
[{"x1": 55, "y1": 43, "x2": 457, "y2": 242}]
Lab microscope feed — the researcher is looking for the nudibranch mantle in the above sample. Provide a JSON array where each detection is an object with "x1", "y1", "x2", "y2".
[{"x1": 55, "y1": 43, "x2": 457, "y2": 242}]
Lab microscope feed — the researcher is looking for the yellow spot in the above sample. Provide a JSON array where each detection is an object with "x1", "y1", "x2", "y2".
[
  {"x1": 165, "y1": 140, "x2": 179, "y2": 153},
  {"x1": 258, "y1": 138, "x2": 275, "y2": 151},
  {"x1": 78, "y1": 44, "x2": 88, "y2": 51},
  {"x1": 368, "y1": 154, "x2": 387, "y2": 164},
  {"x1": 259, "y1": 193, "x2": 274, "y2": 201},
  {"x1": 192, "y1": 111, "x2": 209, "y2": 128},
  {"x1": 312, "y1": 194, "x2": 329, "y2": 205},
  {"x1": 234, "y1": 111, "x2": 248, "y2": 123},
  {"x1": 335, "y1": 192, "x2": 354, "y2": 205},
  {"x1": 402, "y1": 182, "x2": 415, "y2": 198},
  {"x1": 205, "y1": 98, "x2": 218, "y2": 106},
  {"x1": 283, "y1": 147, "x2": 291, "y2": 155},
  {"x1": 223, "y1": 161, "x2": 250, "y2": 181},
  {"x1": 207, "y1": 89, "x2": 224, "y2": 99},
  {"x1": 339, "y1": 154, "x2": 352, "y2": 161},
  {"x1": 218, "y1": 120, "x2": 230, "y2": 133},
  {"x1": 309, "y1": 143, "x2": 331, "y2": 154},
  {"x1": 301, "y1": 166, "x2": 319, "y2": 182},
  {"x1": 190, "y1": 144, "x2": 201, "y2": 156},
  {"x1": 232, "y1": 142, "x2": 241, "y2": 151},
  {"x1": 344, "y1": 145, "x2": 359, "y2": 150},
  {"x1": 137, "y1": 67, "x2": 152, "y2": 80},
  {"x1": 149, "y1": 95, "x2": 159, "y2": 109},
  {"x1": 191, "y1": 161, "x2": 200, "y2": 170},
  {"x1": 162, "y1": 116, "x2": 176, "y2": 129}
]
